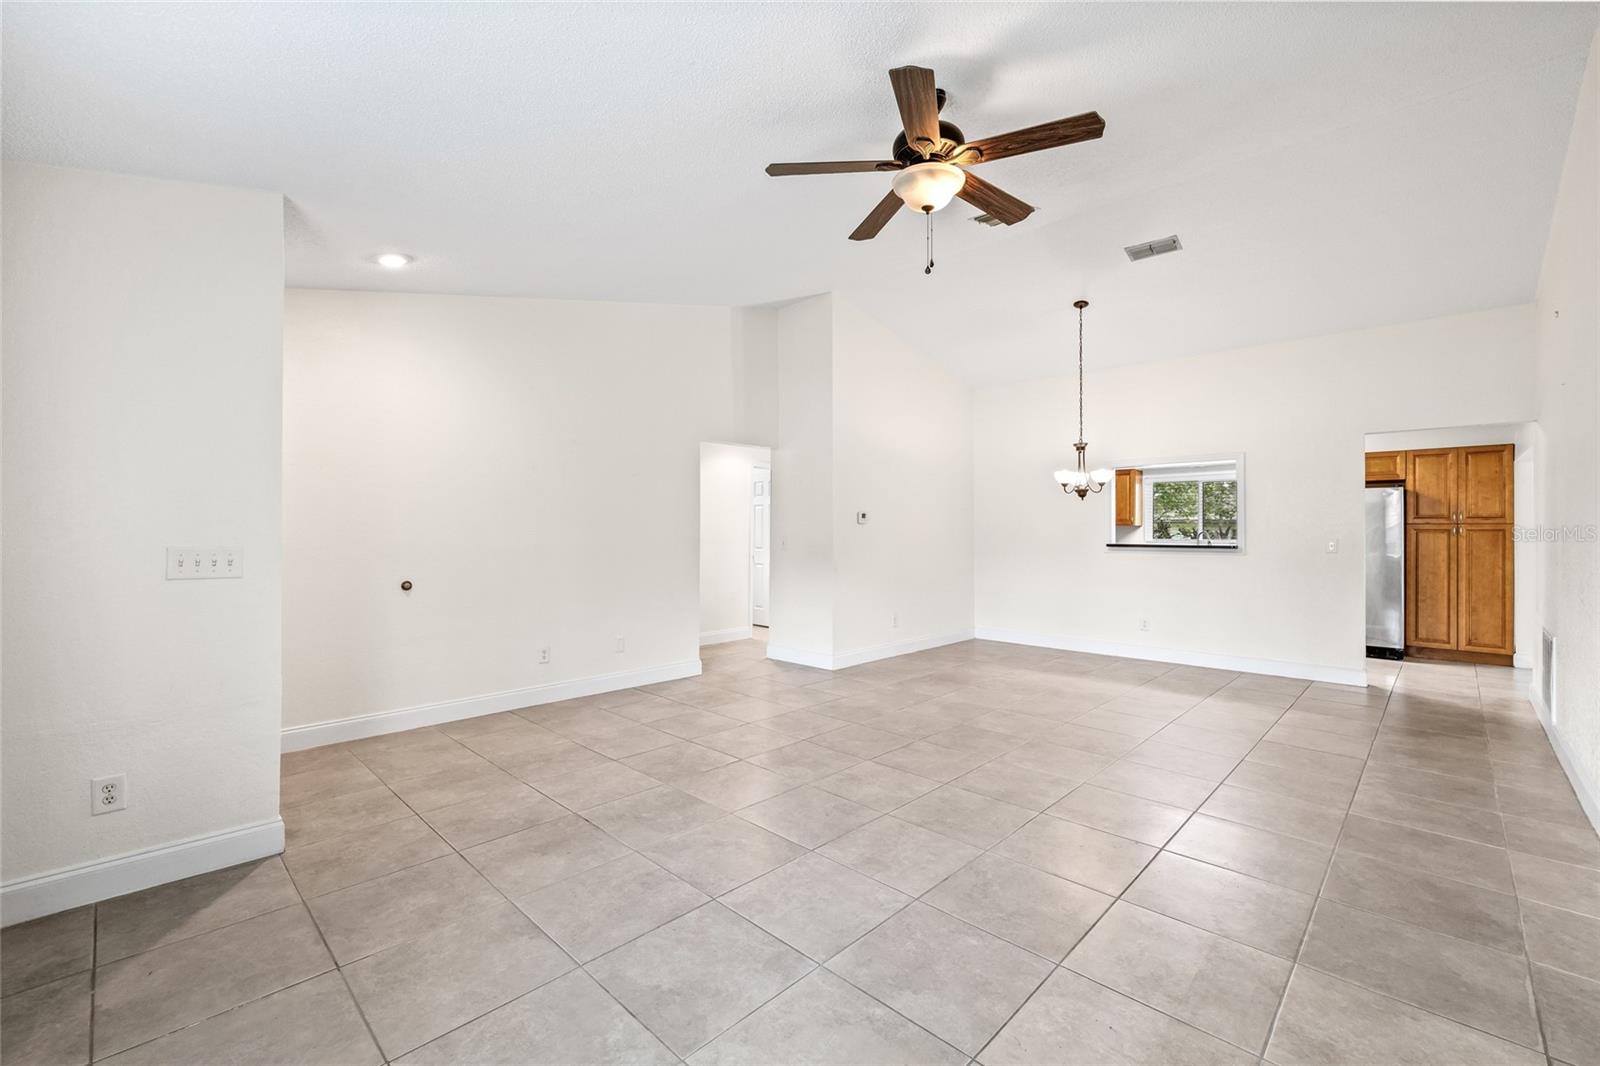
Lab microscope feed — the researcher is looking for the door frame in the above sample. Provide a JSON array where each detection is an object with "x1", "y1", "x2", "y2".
[{"x1": 749, "y1": 462, "x2": 771, "y2": 627}]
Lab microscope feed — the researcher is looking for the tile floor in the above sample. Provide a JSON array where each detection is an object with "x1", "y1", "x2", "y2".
[{"x1": 4, "y1": 637, "x2": 1598, "y2": 1065}]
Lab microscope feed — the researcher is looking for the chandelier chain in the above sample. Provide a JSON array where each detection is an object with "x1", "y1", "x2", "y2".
[{"x1": 1077, "y1": 302, "x2": 1085, "y2": 443}]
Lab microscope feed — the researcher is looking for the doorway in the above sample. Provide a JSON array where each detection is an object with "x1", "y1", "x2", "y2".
[{"x1": 699, "y1": 442, "x2": 773, "y2": 647}]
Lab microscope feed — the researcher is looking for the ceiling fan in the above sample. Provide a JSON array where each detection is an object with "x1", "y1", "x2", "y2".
[{"x1": 766, "y1": 65, "x2": 1105, "y2": 241}]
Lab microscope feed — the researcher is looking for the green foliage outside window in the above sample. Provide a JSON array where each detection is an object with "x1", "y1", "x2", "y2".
[{"x1": 1151, "y1": 478, "x2": 1237, "y2": 542}]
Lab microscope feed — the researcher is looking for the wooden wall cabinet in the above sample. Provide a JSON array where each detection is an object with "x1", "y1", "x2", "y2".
[
  {"x1": 1400, "y1": 443, "x2": 1514, "y2": 659},
  {"x1": 1365, "y1": 450, "x2": 1406, "y2": 483},
  {"x1": 1114, "y1": 468, "x2": 1143, "y2": 527}
]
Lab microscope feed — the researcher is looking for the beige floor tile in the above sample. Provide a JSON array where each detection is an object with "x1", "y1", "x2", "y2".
[
  {"x1": 96, "y1": 857, "x2": 301, "y2": 963},
  {"x1": 282, "y1": 785, "x2": 412, "y2": 848},
  {"x1": 1166, "y1": 814, "x2": 1331, "y2": 894},
  {"x1": 284, "y1": 814, "x2": 452, "y2": 898},
  {"x1": 0, "y1": 973, "x2": 90, "y2": 1066},
  {"x1": 1349, "y1": 779, "x2": 1506, "y2": 846},
  {"x1": 342, "y1": 901, "x2": 574, "y2": 1058},
  {"x1": 818, "y1": 816, "x2": 983, "y2": 895},
  {"x1": 588, "y1": 903, "x2": 814, "y2": 1056},
  {"x1": 638, "y1": 815, "x2": 807, "y2": 896},
  {"x1": 1298, "y1": 899, "x2": 1541, "y2": 1048},
  {"x1": 1532, "y1": 964, "x2": 1600, "y2": 1066},
  {"x1": 698, "y1": 724, "x2": 801, "y2": 758},
  {"x1": 1046, "y1": 784, "x2": 1191, "y2": 847},
  {"x1": 1123, "y1": 739, "x2": 1238, "y2": 782},
  {"x1": 515, "y1": 853, "x2": 707, "y2": 962},
  {"x1": 1502, "y1": 814, "x2": 1600, "y2": 869},
  {"x1": 811, "y1": 724, "x2": 915, "y2": 759},
  {"x1": 1222, "y1": 758, "x2": 1356, "y2": 810},
  {"x1": 1124, "y1": 851, "x2": 1314, "y2": 959},
  {"x1": 419, "y1": 780, "x2": 567, "y2": 849},
  {"x1": 436, "y1": 710, "x2": 538, "y2": 740},
  {"x1": 621, "y1": 739, "x2": 738, "y2": 781},
  {"x1": 1510, "y1": 850, "x2": 1600, "y2": 917},
  {"x1": 575, "y1": 722, "x2": 679, "y2": 760},
  {"x1": 739, "y1": 786, "x2": 879, "y2": 848},
  {"x1": 828, "y1": 902, "x2": 1053, "y2": 1055},
  {"x1": 922, "y1": 725, "x2": 1028, "y2": 756},
  {"x1": 1338, "y1": 813, "x2": 1513, "y2": 892},
  {"x1": 585, "y1": 785, "x2": 728, "y2": 847},
  {"x1": 496, "y1": 742, "x2": 612, "y2": 786},
  {"x1": 892, "y1": 785, "x2": 1033, "y2": 848},
  {"x1": 1357, "y1": 761, "x2": 1499, "y2": 811},
  {"x1": 653, "y1": 709, "x2": 746, "y2": 739},
  {"x1": 1244, "y1": 740, "x2": 1364, "y2": 786},
  {"x1": 395, "y1": 969, "x2": 676, "y2": 1065},
  {"x1": 1497, "y1": 783, "x2": 1591, "y2": 828},
  {"x1": 922, "y1": 853, "x2": 1111, "y2": 961},
  {"x1": 991, "y1": 814, "x2": 1156, "y2": 895},
  {"x1": 386, "y1": 760, "x2": 520, "y2": 812},
  {"x1": 458, "y1": 724, "x2": 573, "y2": 763},
  {"x1": 992, "y1": 740, "x2": 1116, "y2": 782},
  {"x1": 813, "y1": 761, "x2": 940, "y2": 812},
  {"x1": 92, "y1": 904, "x2": 333, "y2": 1058},
  {"x1": 982, "y1": 968, "x2": 1255, "y2": 1066},
  {"x1": 1521, "y1": 898, "x2": 1600, "y2": 981},
  {"x1": 1066, "y1": 900, "x2": 1291, "y2": 1053},
  {"x1": 688, "y1": 968, "x2": 964, "y2": 1066},
  {"x1": 308, "y1": 854, "x2": 504, "y2": 964},
  {"x1": 761, "y1": 709, "x2": 851, "y2": 740},
  {"x1": 534, "y1": 760, "x2": 660, "y2": 811},
  {"x1": 723, "y1": 854, "x2": 911, "y2": 961},
  {"x1": 1199, "y1": 783, "x2": 1346, "y2": 846},
  {"x1": 280, "y1": 754, "x2": 383, "y2": 806},
  {"x1": 1092, "y1": 759, "x2": 1218, "y2": 809},
  {"x1": 1266, "y1": 965, "x2": 1543, "y2": 1066},
  {"x1": 1263, "y1": 722, "x2": 1373, "y2": 759},
  {"x1": 96, "y1": 972, "x2": 381, "y2": 1066},
  {"x1": 358, "y1": 740, "x2": 486, "y2": 783},
  {"x1": 873, "y1": 740, "x2": 994, "y2": 782},
  {"x1": 951, "y1": 761, "x2": 1077, "y2": 811},
  {"x1": 1321, "y1": 849, "x2": 1523, "y2": 954},
  {"x1": 280, "y1": 743, "x2": 355, "y2": 777},
  {"x1": 0, "y1": 907, "x2": 93, "y2": 997},
  {"x1": 747, "y1": 740, "x2": 861, "y2": 783},
  {"x1": 463, "y1": 813, "x2": 630, "y2": 897},
  {"x1": 677, "y1": 761, "x2": 797, "y2": 810}
]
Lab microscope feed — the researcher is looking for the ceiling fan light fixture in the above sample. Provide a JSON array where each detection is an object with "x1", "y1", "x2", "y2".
[{"x1": 891, "y1": 161, "x2": 966, "y2": 213}]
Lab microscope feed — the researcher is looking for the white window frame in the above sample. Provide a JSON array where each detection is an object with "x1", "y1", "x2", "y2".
[{"x1": 1145, "y1": 470, "x2": 1239, "y2": 545}]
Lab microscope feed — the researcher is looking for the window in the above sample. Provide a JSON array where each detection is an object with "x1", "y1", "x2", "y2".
[{"x1": 1148, "y1": 475, "x2": 1238, "y2": 544}]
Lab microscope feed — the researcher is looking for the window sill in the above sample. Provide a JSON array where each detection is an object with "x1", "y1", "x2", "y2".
[{"x1": 1104, "y1": 542, "x2": 1240, "y2": 550}]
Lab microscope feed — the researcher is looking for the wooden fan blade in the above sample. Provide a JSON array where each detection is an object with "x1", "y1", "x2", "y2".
[
  {"x1": 849, "y1": 190, "x2": 904, "y2": 241},
  {"x1": 957, "y1": 171, "x2": 1034, "y2": 225},
  {"x1": 955, "y1": 111, "x2": 1105, "y2": 165},
  {"x1": 766, "y1": 160, "x2": 899, "y2": 176},
  {"x1": 888, "y1": 66, "x2": 940, "y2": 152}
]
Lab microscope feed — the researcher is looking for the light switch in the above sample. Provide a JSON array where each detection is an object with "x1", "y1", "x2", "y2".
[{"x1": 167, "y1": 547, "x2": 243, "y2": 580}]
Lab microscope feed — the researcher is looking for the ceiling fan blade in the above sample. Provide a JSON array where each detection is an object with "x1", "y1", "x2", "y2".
[
  {"x1": 848, "y1": 190, "x2": 905, "y2": 241},
  {"x1": 957, "y1": 172, "x2": 1034, "y2": 225},
  {"x1": 765, "y1": 160, "x2": 899, "y2": 176},
  {"x1": 955, "y1": 111, "x2": 1106, "y2": 165},
  {"x1": 888, "y1": 66, "x2": 940, "y2": 153}
]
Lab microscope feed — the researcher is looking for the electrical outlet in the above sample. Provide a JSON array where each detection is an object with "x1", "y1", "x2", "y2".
[
  {"x1": 538, "y1": 646, "x2": 551, "y2": 665},
  {"x1": 1325, "y1": 538, "x2": 1340, "y2": 554},
  {"x1": 615, "y1": 637, "x2": 626, "y2": 653},
  {"x1": 1138, "y1": 618, "x2": 1151, "y2": 632},
  {"x1": 91, "y1": 774, "x2": 127, "y2": 815}
]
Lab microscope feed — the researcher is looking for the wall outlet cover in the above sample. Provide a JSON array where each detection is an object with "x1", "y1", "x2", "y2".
[{"x1": 91, "y1": 773, "x2": 127, "y2": 815}]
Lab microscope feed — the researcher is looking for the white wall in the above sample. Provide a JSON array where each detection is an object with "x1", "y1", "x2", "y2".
[
  {"x1": 699, "y1": 442, "x2": 770, "y2": 642},
  {"x1": 282, "y1": 289, "x2": 764, "y2": 738},
  {"x1": 1533, "y1": 28, "x2": 1600, "y2": 820},
  {"x1": 2, "y1": 164, "x2": 285, "y2": 919},
  {"x1": 830, "y1": 296, "x2": 974, "y2": 661},
  {"x1": 1364, "y1": 423, "x2": 1539, "y2": 666},
  {"x1": 975, "y1": 305, "x2": 1538, "y2": 684}
]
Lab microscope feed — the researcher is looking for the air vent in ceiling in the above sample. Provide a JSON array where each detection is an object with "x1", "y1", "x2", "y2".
[
  {"x1": 972, "y1": 213, "x2": 1003, "y2": 227},
  {"x1": 1125, "y1": 235, "x2": 1183, "y2": 261}
]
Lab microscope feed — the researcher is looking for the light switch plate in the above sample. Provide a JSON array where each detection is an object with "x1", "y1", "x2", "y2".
[{"x1": 166, "y1": 547, "x2": 242, "y2": 580}]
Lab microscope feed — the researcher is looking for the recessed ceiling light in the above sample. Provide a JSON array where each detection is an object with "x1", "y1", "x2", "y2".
[{"x1": 373, "y1": 252, "x2": 413, "y2": 269}]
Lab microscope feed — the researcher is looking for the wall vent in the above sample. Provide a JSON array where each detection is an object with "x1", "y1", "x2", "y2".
[
  {"x1": 1541, "y1": 629, "x2": 1557, "y2": 722},
  {"x1": 971, "y1": 213, "x2": 1003, "y2": 227},
  {"x1": 1125, "y1": 235, "x2": 1183, "y2": 261}
]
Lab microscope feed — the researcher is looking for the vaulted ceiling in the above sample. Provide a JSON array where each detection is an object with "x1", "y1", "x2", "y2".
[{"x1": 5, "y1": 3, "x2": 1595, "y2": 380}]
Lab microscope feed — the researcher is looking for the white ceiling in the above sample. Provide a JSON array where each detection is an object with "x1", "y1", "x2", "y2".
[{"x1": 5, "y1": 3, "x2": 1595, "y2": 381}]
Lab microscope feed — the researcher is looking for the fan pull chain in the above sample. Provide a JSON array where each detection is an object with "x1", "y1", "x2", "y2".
[{"x1": 924, "y1": 208, "x2": 934, "y2": 275}]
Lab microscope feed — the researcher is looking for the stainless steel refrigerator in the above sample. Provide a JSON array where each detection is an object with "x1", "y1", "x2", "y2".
[{"x1": 1365, "y1": 485, "x2": 1404, "y2": 658}]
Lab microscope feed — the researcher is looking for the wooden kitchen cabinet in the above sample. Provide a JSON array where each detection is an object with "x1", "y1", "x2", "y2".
[
  {"x1": 1402, "y1": 443, "x2": 1515, "y2": 660},
  {"x1": 1114, "y1": 468, "x2": 1143, "y2": 527},
  {"x1": 1364, "y1": 450, "x2": 1406, "y2": 483}
]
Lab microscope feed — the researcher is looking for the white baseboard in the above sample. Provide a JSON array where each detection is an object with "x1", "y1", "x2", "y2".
[
  {"x1": 700, "y1": 626, "x2": 753, "y2": 646},
  {"x1": 767, "y1": 630, "x2": 974, "y2": 671},
  {"x1": 1, "y1": 818, "x2": 284, "y2": 927},
  {"x1": 281, "y1": 659, "x2": 703, "y2": 752},
  {"x1": 973, "y1": 626, "x2": 1369, "y2": 687},
  {"x1": 1530, "y1": 688, "x2": 1600, "y2": 835}
]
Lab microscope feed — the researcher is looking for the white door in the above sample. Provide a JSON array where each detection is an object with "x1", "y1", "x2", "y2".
[{"x1": 751, "y1": 465, "x2": 771, "y2": 626}]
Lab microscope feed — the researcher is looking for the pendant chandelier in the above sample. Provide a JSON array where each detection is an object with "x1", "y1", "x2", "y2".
[{"x1": 1054, "y1": 299, "x2": 1113, "y2": 498}]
